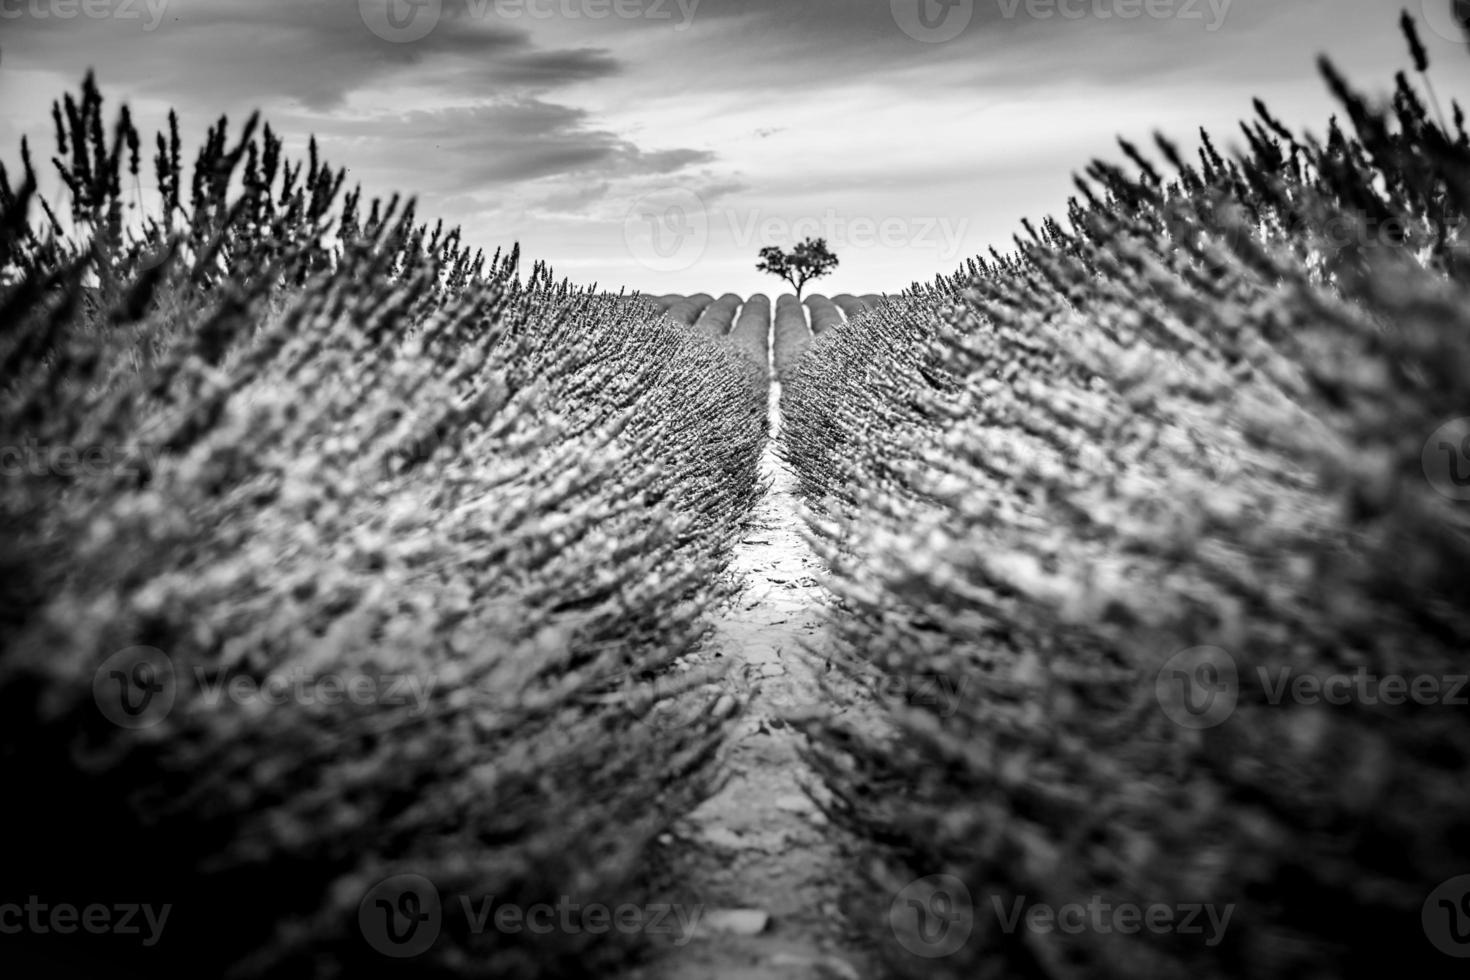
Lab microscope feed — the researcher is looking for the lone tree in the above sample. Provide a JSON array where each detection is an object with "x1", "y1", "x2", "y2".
[{"x1": 757, "y1": 237, "x2": 838, "y2": 299}]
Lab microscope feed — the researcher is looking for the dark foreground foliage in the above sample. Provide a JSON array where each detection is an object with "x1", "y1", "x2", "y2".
[
  {"x1": 0, "y1": 75, "x2": 765, "y2": 978},
  {"x1": 785, "y1": 20, "x2": 1470, "y2": 980}
]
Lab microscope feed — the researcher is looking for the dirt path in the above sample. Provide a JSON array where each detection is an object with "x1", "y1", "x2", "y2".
[{"x1": 623, "y1": 379, "x2": 876, "y2": 980}]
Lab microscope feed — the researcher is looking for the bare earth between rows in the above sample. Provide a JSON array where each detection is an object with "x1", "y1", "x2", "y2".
[{"x1": 622, "y1": 380, "x2": 877, "y2": 980}]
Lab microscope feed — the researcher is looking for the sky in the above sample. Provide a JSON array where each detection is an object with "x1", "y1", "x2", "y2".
[{"x1": 3, "y1": 0, "x2": 1470, "y2": 296}]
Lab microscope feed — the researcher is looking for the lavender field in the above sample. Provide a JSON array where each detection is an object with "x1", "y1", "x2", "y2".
[{"x1": 3, "y1": 4, "x2": 1470, "y2": 979}]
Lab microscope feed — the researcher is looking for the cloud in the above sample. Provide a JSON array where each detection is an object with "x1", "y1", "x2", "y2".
[
  {"x1": 289, "y1": 99, "x2": 713, "y2": 196},
  {"x1": 0, "y1": 0, "x2": 622, "y2": 110}
]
